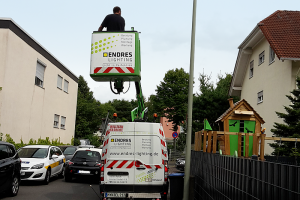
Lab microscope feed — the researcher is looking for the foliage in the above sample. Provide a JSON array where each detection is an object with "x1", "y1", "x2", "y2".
[
  {"x1": 176, "y1": 133, "x2": 186, "y2": 152},
  {"x1": 145, "y1": 95, "x2": 157, "y2": 122},
  {"x1": 3, "y1": 134, "x2": 71, "y2": 150},
  {"x1": 75, "y1": 76, "x2": 103, "y2": 138},
  {"x1": 154, "y1": 68, "x2": 190, "y2": 131},
  {"x1": 192, "y1": 73, "x2": 239, "y2": 134},
  {"x1": 85, "y1": 134, "x2": 102, "y2": 147},
  {"x1": 270, "y1": 77, "x2": 300, "y2": 156},
  {"x1": 107, "y1": 99, "x2": 133, "y2": 122}
]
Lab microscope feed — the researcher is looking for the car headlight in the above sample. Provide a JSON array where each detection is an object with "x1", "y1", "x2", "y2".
[{"x1": 31, "y1": 163, "x2": 44, "y2": 169}]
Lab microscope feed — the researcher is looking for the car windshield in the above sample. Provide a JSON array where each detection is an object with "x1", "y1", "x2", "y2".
[
  {"x1": 18, "y1": 148, "x2": 48, "y2": 158},
  {"x1": 72, "y1": 151, "x2": 100, "y2": 162},
  {"x1": 64, "y1": 147, "x2": 77, "y2": 155}
]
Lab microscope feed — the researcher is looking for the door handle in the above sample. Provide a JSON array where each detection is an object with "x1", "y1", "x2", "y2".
[{"x1": 137, "y1": 167, "x2": 146, "y2": 170}]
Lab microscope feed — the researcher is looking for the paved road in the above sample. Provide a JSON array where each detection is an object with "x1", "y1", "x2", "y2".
[
  {"x1": 0, "y1": 164, "x2": 182, "y2": 200},
  {"x1": 0, "y1": 176, "x2": 101, "y2": 200}
]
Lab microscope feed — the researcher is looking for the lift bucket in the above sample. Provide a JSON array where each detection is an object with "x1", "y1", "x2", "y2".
[{"x1": 90, "y1": 31, "x2": 141, "y2": 82}]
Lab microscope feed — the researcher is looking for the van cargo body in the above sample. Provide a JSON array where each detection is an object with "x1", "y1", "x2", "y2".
[{"x1": 100, "y1": 122, "x2": 169, "y2": 199}]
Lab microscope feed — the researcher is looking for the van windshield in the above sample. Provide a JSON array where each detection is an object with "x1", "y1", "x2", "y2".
[
  {"x1": 72, "y1": 151, "x2": 100, "y2": 162},
  {"x1": 18, "y1": 148, "x2": 48, "y2": 158}
]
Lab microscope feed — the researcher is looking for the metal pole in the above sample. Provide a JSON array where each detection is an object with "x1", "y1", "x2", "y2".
[{"x1": 183, "y1": 0, "x2": 197, "y2": 199}]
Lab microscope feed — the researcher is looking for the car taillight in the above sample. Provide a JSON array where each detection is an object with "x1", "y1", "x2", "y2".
[
  {"x1": 95, "y1": 163, "x2": 101, "y2": 167},
  {"x1": 164, "y1": 161, "x2": 168, "y2": 182},
  {"x1": 68, "y1": 161, "x2": 74, "y2": 165},
  {"x1": 100, "y1": 165, "x2": 104, "y2": 181}
]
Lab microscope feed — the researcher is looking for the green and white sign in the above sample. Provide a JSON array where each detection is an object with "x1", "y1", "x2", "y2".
[{"x1": 90, "y1": 32, "x2": 136, "y2": 74}]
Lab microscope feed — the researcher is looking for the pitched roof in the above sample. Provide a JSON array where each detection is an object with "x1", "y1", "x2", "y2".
[
  {"x1": 215, "y1": 99, "x2": 265, "y2": 124},
  {"x1": 259, "y1": 10, "x2": 300, "y2": 60}
]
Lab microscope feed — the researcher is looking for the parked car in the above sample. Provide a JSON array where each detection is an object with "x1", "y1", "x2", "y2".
[
  {"x1": 0, "y1": 141, "x2": 21, "y2": 196},
  {"x1": 58, "y1": 145, "x2": 78, "y2": 161},
  {"x1": 175, "y1": 158, "x2": 185, "y2": 171},
  {"x1": 64, "y1": 148, "x2": 102, "y2": 182},
  {"x1": 18, "y1": 145, "x2": 65, "y2": 184},
  {"x1": 78, "y1": 145, "x2": 95, "y2": 148}
]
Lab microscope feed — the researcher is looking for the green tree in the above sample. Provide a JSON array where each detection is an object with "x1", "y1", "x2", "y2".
[
  {"x1": 270, "y1": 77, "x2": 300, "y2": 156},
  {"x1": 75, "y1": 76, "x2": 102, "y2": 138},
  {"x1": 108, "y1": 99, "x2": 133, "y2": 122},
  {"x1": 154, "y1": 68, "x2": 189, "y2": 131},
  {"x1": 192, "y1": 73, "x2": 239, "y2": 134},
  {"x1": 145, "y1": 95, "x2": 157, "y2": 122}
]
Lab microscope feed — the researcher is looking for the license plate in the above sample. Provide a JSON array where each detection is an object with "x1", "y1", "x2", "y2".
[
  {"x1": 78, "y1": 170, "x2": 90, "y2": 174},
  {"x1": 21, "y1": 172, "x2": 25, "y2": 175},
  {"x1": 105, "y1": 193, "x2": 126, "y2": 198}
]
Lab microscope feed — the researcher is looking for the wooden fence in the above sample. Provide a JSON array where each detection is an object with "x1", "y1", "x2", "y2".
[
  {"x1": 194, "y1": 130, "x2": 266, "y2": 160},
  {"x1": 195, "y1": 130, "x2": 300, "y2": 160}
]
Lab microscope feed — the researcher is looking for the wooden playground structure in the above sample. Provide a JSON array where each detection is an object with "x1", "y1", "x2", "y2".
[{"x1": 194, "y1": 98, "x2": 299, "y2": 160}]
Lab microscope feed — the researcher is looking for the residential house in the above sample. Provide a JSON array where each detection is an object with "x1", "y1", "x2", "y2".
[
  {"x1": 229, "y1": 11, "x2": 300, "y2": 154},
  {"x1": 160, "y1": 116, "x2": 182, "y2": 143},
  {"x1": 0, "y1": 18, "x2": 78, "y2": 144}
]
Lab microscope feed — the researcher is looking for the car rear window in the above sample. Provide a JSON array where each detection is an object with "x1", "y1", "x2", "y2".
[
  {"x1": 73, "y1": 150, "x2": 100, "y2": 162},
  {"x1": 18, "y1": 148, "x2": 48, "y2": 158},
  {"x1": 64, "y1": 147, "x2": 77, "y2": 155}
]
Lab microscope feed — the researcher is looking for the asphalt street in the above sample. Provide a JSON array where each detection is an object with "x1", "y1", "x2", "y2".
[
  {"x1": 0, "y1": 176, "x2": 101, "y2": 200},
  {"x1": 0, "y1": 163, "x2": 182, "y2": 200}
]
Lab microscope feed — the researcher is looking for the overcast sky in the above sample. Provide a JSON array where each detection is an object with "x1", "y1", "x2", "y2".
[{"x1": 1, "y1": 0, "x2": 298, "y2": 103}]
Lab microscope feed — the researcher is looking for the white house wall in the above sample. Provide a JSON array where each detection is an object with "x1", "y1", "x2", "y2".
[
  {"x1": 0, "y1": 25, "x2": 78, "y2": 144},
  {"x1": 240, "y1": 38, "x2": 293, "y2": 154}
]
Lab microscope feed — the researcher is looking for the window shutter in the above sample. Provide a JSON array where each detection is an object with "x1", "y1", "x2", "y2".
[
  {"x1": 36, "y1": 62, "x2": 45, "y2": 81},
  {"x1": 57, "y1": 75, "x2": 63, "y2": 89},
  {"x1": 64, "y1": 80, "x2": 69, "y2": 92}
]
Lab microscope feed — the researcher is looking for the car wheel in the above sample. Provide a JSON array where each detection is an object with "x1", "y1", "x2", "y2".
[
  {"x1": 65, "y1": 174, "x2": 72, "y2": 182},
  {"x1": 43, "y1": 168, "x2": 51, "y2": 185},
  {"x1": 8, "y1": 175, "x2": 19, "y2": 196}
]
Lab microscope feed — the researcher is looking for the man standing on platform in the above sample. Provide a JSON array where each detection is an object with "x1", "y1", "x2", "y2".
[{"x1": 98, "y1": 6, "x2": 125, "y2": 31}]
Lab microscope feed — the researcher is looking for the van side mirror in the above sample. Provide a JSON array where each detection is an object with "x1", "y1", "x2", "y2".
[{"x1": 52, "y1": 155, "x2": 58, "y2": 159}]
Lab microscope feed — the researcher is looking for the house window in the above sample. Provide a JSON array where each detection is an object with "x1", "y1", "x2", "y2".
[
  {"x1": 269, "y1": 46, "x2": 275, "y2": 64},
  {"x1": 54, "y1": 114, "x2": 59, "y2": 128},
  {"x1": 249, "y1": 60, "x2": 254, "y2": 78},
  {"x1": 61, "y1": 116, "x2": 66, "y2": 129},
  {"x1": 258, "y1": 51, "x2": 265, "y2": 65},
  {"x1": 35, "y1": 62, "x2": 45, "y2": 87},
  {"x1": 57, "y1": 75, "x2": 63, "y2": 89},
  {"x1": 257, "y1": 91, "x2": 263, "y2": 104},
  {"x1": 64, "y1": 80, "x2": 69, "y2": 93}
]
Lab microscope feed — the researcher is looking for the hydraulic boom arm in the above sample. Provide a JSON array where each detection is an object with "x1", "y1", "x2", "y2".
[{"x1": 131, "y1": 81, "x2": 148, "y2": 122}]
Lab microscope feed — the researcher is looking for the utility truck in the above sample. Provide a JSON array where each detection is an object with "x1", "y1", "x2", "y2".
[{"x1": 90, "y1": 30, "x2": 169, "y2": 200}]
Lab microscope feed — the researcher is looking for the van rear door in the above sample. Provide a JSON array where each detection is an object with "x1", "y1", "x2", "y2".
[
  {"x1": 134, "y1": 123, "x2": 164, "y2": 186},
  {"x1": 104, "y1": 123, "x2": 135, "y2": 189}
]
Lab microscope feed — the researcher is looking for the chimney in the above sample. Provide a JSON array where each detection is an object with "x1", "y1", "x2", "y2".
[{"x1": 228, "y1": 98, "x2": 234, "y2": 108}]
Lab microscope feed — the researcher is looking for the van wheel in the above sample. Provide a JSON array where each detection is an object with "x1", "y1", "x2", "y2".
[
  {"x1": 43, "y1": 168, "x2": 51, "y2": 185},
  {"x1": 8, "y1": 175, "x2": 19, "y2": 196}
]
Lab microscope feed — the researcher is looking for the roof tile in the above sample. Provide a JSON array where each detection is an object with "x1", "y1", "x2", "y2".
[{"x1": 259, "y1": 10, "x2": 300, "y2": 59}]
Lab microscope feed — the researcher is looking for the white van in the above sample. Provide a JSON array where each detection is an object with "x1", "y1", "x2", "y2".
[{"x1": 99, "y1": 122, "x2": 169, "y2": 200}]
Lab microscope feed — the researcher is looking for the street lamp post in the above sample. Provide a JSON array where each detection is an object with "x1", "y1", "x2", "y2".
[{"x1": 183, "y1": 0, "x2": 197, "y2": 199}]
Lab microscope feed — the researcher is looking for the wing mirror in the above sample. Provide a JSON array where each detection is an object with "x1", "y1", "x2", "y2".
[{"x1": 52, "y1": 155, "x2": 59, "y2": 159}]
